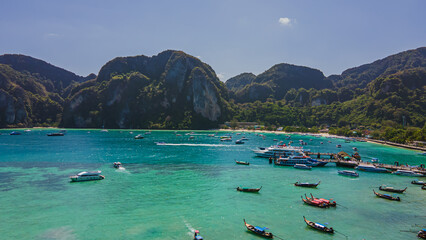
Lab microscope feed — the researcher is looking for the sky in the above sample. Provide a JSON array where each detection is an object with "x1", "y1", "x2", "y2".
[{"x1": 1, "y1": 0, "x2": 425, "y2": 81}]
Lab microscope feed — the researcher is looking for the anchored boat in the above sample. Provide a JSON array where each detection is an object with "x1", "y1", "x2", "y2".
[
  {"x1": 373, "y1": 189, "x2": 400, "y2": 201},
  {"x1": 303, "y1": 216, "x2": 334, "y2": 234},
  {"x1": 294, "y1": 181, "x2": 320, "y2": 188},
  {"x1": 379, "y1": 186, "x2": 407, "y2": 193},
  {"x1": 243, "y1": 219, "x2": 273, "y2": 238},
  {"x1": 237, "y1": 186, "x2": 262, "y2": 192},
  {"x1": 70, "y1": 171, "x2": 105, "y2": 182}
]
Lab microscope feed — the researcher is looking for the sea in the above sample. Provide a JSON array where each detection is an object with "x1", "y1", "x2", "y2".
[{"x1": 0, "y1": 129, "x2": 424, "y2": 239}]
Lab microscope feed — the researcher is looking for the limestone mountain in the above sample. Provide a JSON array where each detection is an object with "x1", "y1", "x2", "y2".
[
  {"x1": 225, "y1": 73, "x2": 256, "y2": 92},
  {"x1": 0, "y1": 54, "x2": 95, "y2": 94},
  {"x1": 227, "y1": 63, "x2": 332, "y2": 103},
  {"x1": 62, "y1": 50, "x2": 230, "y2": 129},
  {"x1": 330, "y1": 47, "x2": 426, "y2": 89}
]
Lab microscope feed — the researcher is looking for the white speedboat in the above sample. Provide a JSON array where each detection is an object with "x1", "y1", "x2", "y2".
[
  {"x1": 70, "y1": 171, "x2": 105, "y2": 182},
  {"x1": 275, "y1": 155, "x2": 327, "y2": 167},
  {"x1": 338, "y1": 170, "x2": 359, "y2": 177},
  {"x1": 253, "y1": 145, "x2": 308, "y2": 158},
  {"x1": 134, "y1": 134, "x2": 144, "y2": 139},
  {"x1": 393, "y1": 170, "x2": 423, "y2": 177},
  {"x1": 294, "y1": 164, "x2": 312, "y2": 170},
  {"x1": 356, "y1": 164, "x2": 389, "y2": 173}
]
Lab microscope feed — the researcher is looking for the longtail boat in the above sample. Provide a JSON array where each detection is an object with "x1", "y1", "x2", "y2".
[
  {"x1": 243, "y1": 219, "x2": 273, "y2": 238},
  {"x1": 237, "y1": 186, "x2": 262, "y2": 192},
  {"x1": 411, "y1": 180, "x2": 426, "y2": 185},
  {"x1": 418, "y1": 229, "x2": 426, "y2": 239},
  {"x1": 307, "y1": 193, "x2": 336, "y2": 207},
  {"x1": 303, "y1": 216, "x2": 334, "y2": 234},
  {"x1": 236, "y1": 161, "x2": 250, "y2": 165},
  {"x1": 379, "y1": 186, "x2": 407, "y2": 193},
  {"x1": 294, "y1": 181, "x2": 320, "y2": 188},
  {"x1": 373, "y1": 190, "x2": 400, "y2": 201},
  {"x1": 301, "y1": 195, "x2": 329, "y2": 208}
]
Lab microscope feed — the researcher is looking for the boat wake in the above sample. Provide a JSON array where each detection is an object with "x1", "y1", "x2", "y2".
[
  {"x1": 183, "y1": 219, "x2": 196, "y2": 236},
  {"x1": 156, "y1": 143, "x2": 235, "y2": 147}
]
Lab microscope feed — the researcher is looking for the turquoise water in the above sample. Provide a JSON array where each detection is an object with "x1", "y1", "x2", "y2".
[{"x1": 0, "y1": 129, "x2": 425, "y2": 239}]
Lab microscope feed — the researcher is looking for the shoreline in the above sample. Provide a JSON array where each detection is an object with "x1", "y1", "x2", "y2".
[{"x1": 1, "y1": 127, "x2": 424, "y2": 152}]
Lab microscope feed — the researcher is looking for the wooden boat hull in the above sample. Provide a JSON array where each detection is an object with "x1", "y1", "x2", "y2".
[
  {"x1": 294, "y1": 181, "x2": 320, "y2": 188},
  {"x1": 303, "y1": 216, "x2": 334, "y2": 234},
  {"x1": 236, "y1": 161, "x2": 250, "y2": 165},
  {"x1": 379, "y1": 186, "x2": 407, "y2": 193},
  {"x1": 411, "y1": 180, "x2": 426, "y2": 185},
  {"x1": 243, "y1": 219, "x2": 273, "y2": 238},
  {"x1": 237, "y1": 187, "x2": 261, "y2": 192},
  {"x1": 373, "y1": 190, "x2": 400, "y2": 201}
]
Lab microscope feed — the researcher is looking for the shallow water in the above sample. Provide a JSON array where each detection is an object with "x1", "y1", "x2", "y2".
[{"x1": 0, "y1": 129, "x2": 425, "y2": 239}]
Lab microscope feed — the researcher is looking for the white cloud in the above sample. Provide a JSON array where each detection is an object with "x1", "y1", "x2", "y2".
[
  {"x1": 217, "y1": 73, "x2": 225, "y2": 81},
  {"x1": 278, "y1": 17, "x2": 292, "y2": 26},
  {"x1": 44, "y1": 33, "x2": 61, "y2": 39}
]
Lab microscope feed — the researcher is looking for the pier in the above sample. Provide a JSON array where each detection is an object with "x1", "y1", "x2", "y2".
[{"x1": 303, "y1": 151, "x2": 426, "y2": 175}]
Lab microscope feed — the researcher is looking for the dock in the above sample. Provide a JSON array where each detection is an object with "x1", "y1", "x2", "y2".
[{"x1": 303, "y1": 151, "x2": 426, "y2": 175}]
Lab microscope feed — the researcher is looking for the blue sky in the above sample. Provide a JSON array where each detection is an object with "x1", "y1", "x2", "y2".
[{"x1": 1, "y1": 0, "x2": 425, "y2": 81}]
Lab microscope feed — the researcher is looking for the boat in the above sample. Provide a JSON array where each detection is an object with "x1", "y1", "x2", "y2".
[
  {"x1": 145, "y1": 131, "x2": 152, "y2": 135},
  {"x1": 335, "y1": 160, "x2": 359, "y2": 168},
  {"x1": 338, "y1": 170, "x2": 359, "y2": 177},
  {"x1": 275, "y1": 155, "x2": 327, "y2": 167},
  {"x1": 134, "y1": 134, "x2": 144, "y2": 139},
  {"x1": 422, "y1": 185, "x2": 426, "y2": 190},
  {"x1": 113, "y1": 162, "x2": 123, "y2": 168},
  {"x1": 243, "y1": 219, "x2": 273, "y2": 238},
  {"x1": 393, "y1": 170, "x2": 423, "y2": 177},
  {"x1": 294, "y1": 164, "x2": 312, "y2": 170},
  {"x1": 100, "y1": 129, "x2": 108, "y2": 132},
  {"x1": 307, "y1": 193, "x2": 336, "y2": 207},
  {"x1": 236, "y1": 161, "x2": 250, "y2": 165},
  {"x1": 336, "y1": 144, "x2": 341, "y2": 148},
  {"x1": 303, "y1": 216, "x2": 334, "y2": 234},
  {"x1": 371, "y1": 157, "x2": 379, "y2": 163},
  {"x1": 379, "y1": 186, "x2": 407, "y2": 193},
  {"x1": 240, "y1": 137, "x2": 249, "y2": 141},
  {"x1": 9, "y1": 131, "x2": 21, "y2": 135},
  {"x1": 253, "y1": 144, "x2": 307, "y2": 158},
  {"x1": 193, "y1": 230, "x2": 203, "y2": 240},
  {"x1": 237, "y1": 186, "x2": 262, "y2": 192},
  {"x1": 70, "y1": 171, "x2": 105, "y2": 182},
  {"x1": 220, "y1": 137, "x2": 232, "y2": 141},
  {"x1": 235, "y1": 139, "x2": 245, "y2": 144},
  {"x1": 47, "y1": 132, "x2": 64, "y2": 136},
  {"x1": 353, "y1": 147, "x2": 358, "y2": 151},
  {"x1": 373, "y1": 190, "x2": 400, "y2": 201},
  {"x1": 412, "y1": 180, "x2": 426, "y2": 185},
  {"x1": 418, "y1": 229, "x2": 426, "y2": 239},
  {"x1": 356, "y1": 164, "x2": 389, "y2": 173},
  {"x1": 301, "y1": 195, "x2": 329, "y2": 208},
  {"x1": 294, "y1": 181, "x2": 320, "y2": 188}
]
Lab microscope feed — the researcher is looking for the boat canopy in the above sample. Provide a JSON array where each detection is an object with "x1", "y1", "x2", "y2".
[{"x1": 254, "y1": 226, "x2": 267, "y2": 232}]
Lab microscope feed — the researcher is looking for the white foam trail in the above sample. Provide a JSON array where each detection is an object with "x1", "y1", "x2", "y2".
[
  {"x1": 183, "y1": 219, "x2": 195, "y2": 236},
  {"x1": 157, "y1": 143, "x2": 235, "y2": 147}
]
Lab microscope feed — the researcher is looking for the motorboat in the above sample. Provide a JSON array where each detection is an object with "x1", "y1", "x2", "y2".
[
  {"x1": 113, "y1": 162, "x2": 123, "y2": 168},
  {"x1": 70, "y1": 171, "x2": 105, "y2": 182},
  {"x1": 294, "y1": 164, "x2": 312, "y2": 170},
  {"x1": 336, "y1": 144, "x2": 341, "y2": 148},
  {"x1": 253, "y1": 144, "x2": 307, "y2": 158},
  {"x1": 9, "y1": 131, "x2": 21, "y2": 135},
  {"x1": 338, "y1": 170, "x2": 359, "y2": 177},
  {"x1": 275, "y1": 155, "x2": 327, "y2": 167},
  {"x1": 393, "y1": 170, "x2": 423, "y2": 177},
  {"x1": 47, "y1": 132, "x2": 64, "y2": 136},
  {"x1": 356, "y1": 164, "x2": 389, "y2": 173},
  {"x1": 235, "y1": 139, "x2": 244, "y2": 144},
  {"x1": 134, "y1": 134, "x2": 144, "y2": 139}
]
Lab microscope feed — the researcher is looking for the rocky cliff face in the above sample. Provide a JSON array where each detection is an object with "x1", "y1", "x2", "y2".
[
  {"x1": 230, "y1": 63, "x2": 332, "y2": 102},
  {"x1": 62, "y1": 50, "x2": 229, "y2": 129}
]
